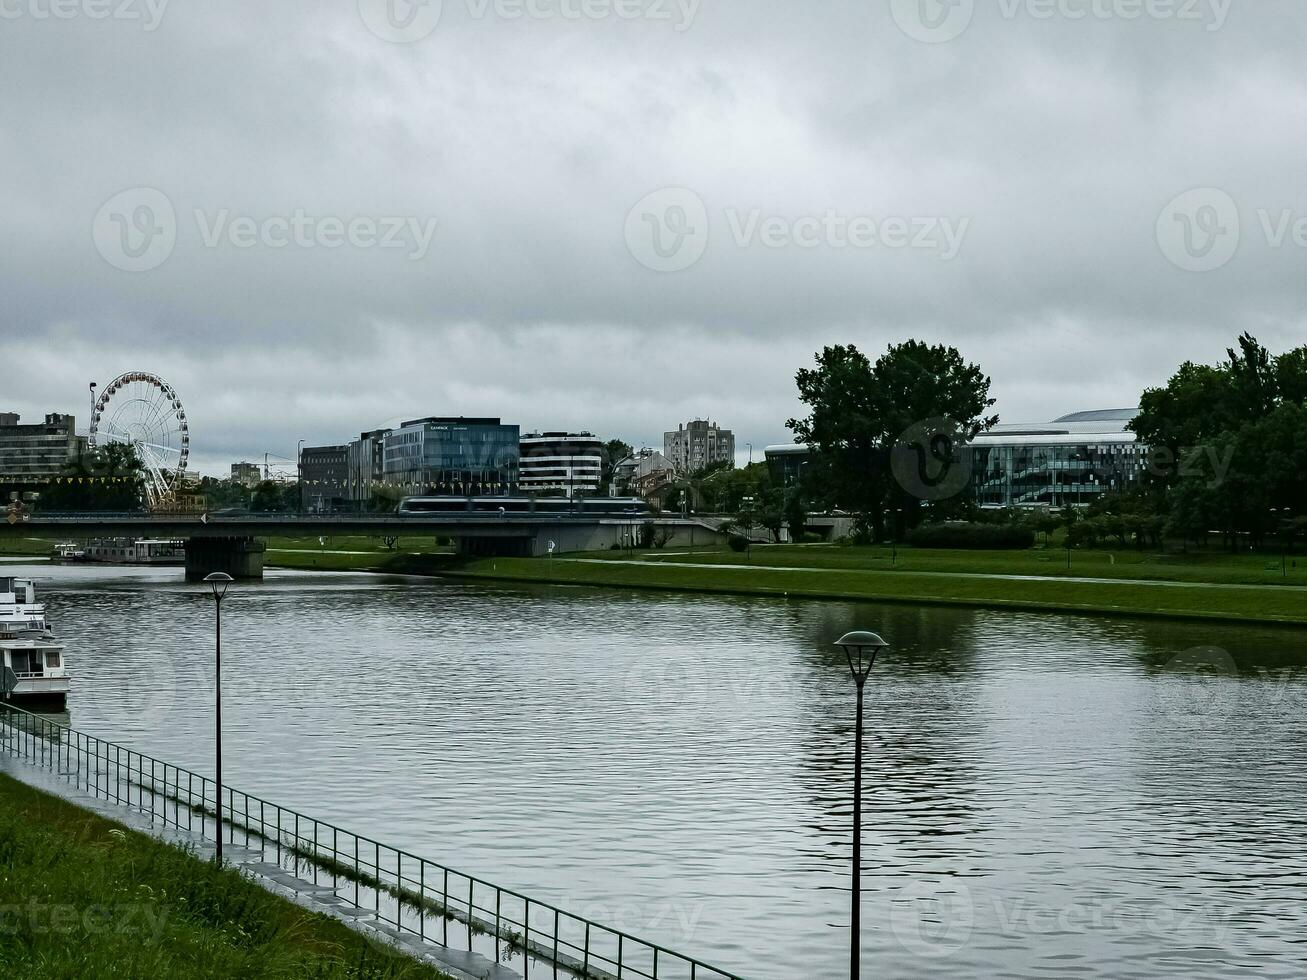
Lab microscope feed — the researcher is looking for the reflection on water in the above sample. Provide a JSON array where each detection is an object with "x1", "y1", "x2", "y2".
[{"x1": 10, "y1": 562, "x2": 1307, "y2": 979}]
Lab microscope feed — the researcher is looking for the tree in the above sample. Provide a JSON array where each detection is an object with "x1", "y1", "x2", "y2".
[
  {"x1": 1131, "y1": 335, "x2": 1307, "y2": 550},
  {"x1": 784, "y1": 489, "x2": 807, "y2": 542},
  {"x1": 38, "y1": 444, "x2": 146, "y2": 512},
  {"x1": 601, "y1": 439, "x2": 635, "y2": 493},
  {"x1": 250, "y1": 480, "x2": 297, "y2": 513},
  {"x1": 787, "y1": 341, "x2": 997, "y2": 541}
]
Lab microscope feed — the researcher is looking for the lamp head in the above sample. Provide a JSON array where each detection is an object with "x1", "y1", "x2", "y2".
[
  {"x1": 203, "y1": 572, "x2": 234, "y2": 600},
  {"x1": 835, "y1": 630, "x2": 888, "y2": 684}
]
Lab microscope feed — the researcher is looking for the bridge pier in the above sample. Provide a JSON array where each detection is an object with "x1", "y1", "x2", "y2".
[{"x1": 184, "y1": 537, "x2": 266, "y2": 581}]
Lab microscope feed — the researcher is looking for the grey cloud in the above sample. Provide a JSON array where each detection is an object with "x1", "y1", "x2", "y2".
[{"x1": 2, "y1": 0, "x2": 1306, "y2": 464}]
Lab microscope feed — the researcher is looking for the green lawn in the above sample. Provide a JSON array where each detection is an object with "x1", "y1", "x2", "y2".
[
  {"x1": 617, "y1": 542, "x2": 1306, "y2": 586},
  {"x1": 261, "y1": 536, "x2": 454, "y2": 573},
  {"x1": 0, "y1": 772, "x2": 450, "y2": 980},
  {"x1": 429, "y1": 548, "x2": 1307, "y2": 626},
  {"x1": 5, "y1": 535, "x2": 1303, "y2": 625}
]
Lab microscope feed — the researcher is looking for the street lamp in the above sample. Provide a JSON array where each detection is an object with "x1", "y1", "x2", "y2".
[
  {"x1": 1270, "y1": 507, "x2": 1291, "y2": 577},
  {"x1": 297, "y1": 439, "x2": 306, "y2": 515},
  {"x1": 834, "y1": 630, "x2": 890, "y2": 980},
  {"x1": 204, "y1": 572, "x2": 233, "y2": 863}
]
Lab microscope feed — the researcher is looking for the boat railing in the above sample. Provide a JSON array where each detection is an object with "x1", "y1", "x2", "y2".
[{"x1": 0, "y1": 702, "x2": 747, "y2": 980}]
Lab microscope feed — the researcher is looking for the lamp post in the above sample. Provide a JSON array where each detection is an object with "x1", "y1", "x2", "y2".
[
  {"x1": 1273, "y1": 507, "x2": 1292, "y2": 577},
  {"x1": 297, "y1": 439, "x2": 306, "y2": 516},
  {"x1": 834, "y1": 630, "x2": 890, "y2": 980},
  {"x1": 204, "y1": 572, "x2": 233, "y2": 863}
]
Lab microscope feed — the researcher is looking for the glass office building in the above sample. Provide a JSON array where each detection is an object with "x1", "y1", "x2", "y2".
[
  {"x1": 969, "y1": 408, "x2": 1143, "y2": 510},
  {"x1": 383, "y1": 417, "x2": 520, "y2": 495}
]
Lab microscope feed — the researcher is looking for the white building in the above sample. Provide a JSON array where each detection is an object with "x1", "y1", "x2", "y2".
[{"x1": 519, "y1": 432, "x2": 603, "y2": 496}]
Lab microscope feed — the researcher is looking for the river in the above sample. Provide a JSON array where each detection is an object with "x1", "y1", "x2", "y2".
[{"x1": 10, "y1": 562, "x2": 1307, "y2": 979}]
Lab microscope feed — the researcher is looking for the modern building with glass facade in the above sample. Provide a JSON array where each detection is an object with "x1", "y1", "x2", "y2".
[
  {"x1": 382, "y1": 417, "x2": 519, "y2": 496},
  {"x1": 346, "y1": 428, "x2": 391, "y2": 503},
  {"x1": 765, "y1": 444, "x2": 812, "y2": 487},
  {"x1": 519, "y1": 432, "x2": 602, "y2": 496},
  {"x1": 969, "y1": 408, "x2": 1143, "y2": 510},
  {"x1": 0, "y1": 412, "x2": 85, "y2": 503}
]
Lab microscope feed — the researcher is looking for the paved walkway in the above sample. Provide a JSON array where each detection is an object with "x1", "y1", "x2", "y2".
[{"x1": 565, "y1": 558, "x2": 1307, "y2": 593}]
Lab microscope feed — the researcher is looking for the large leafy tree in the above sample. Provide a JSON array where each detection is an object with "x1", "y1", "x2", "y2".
[
  {"x1": 38, "y1": 444, "x2": 146, "y2": 512},
  {"x1": 1130, "y1": 334, "x2": 1307, "y2": 549},
  {"x1": 787, "y1": 341, "x2": 997, "y2": 540}
]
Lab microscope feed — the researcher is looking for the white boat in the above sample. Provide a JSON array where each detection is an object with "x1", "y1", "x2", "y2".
[
  {"x1": 54, "y1": 542, "x2": 86, "y2": 562},
  {"x1": 0, "y1": 576, "x2": 70, "y2": 708}
]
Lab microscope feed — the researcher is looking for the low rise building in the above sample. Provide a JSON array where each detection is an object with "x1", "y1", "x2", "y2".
[{"x1": 519, "y1": 432, "x2": 603, "y2": 497}]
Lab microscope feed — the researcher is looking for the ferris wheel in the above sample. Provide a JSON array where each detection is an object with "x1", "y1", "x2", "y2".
[{"x1": 89, "y1": 372, "x2": 189, "y2": 508}]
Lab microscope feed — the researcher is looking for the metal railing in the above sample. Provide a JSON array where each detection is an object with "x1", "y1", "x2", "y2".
[{"x1": 0, "y1": 702, "x2": 744, "y2": 980}]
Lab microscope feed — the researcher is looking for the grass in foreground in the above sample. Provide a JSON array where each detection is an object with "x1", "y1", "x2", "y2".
[{"x1": 0, "y1": 772, "x2": 451, "y2": 980}]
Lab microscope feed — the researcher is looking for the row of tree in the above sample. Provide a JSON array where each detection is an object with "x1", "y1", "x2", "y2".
[
  {"x1": 1122, "y1": 333, "x2": 1307, "y2": 550},
  {"x1": 778, "y1": 334, "x2": 1307, "y2": 552}
]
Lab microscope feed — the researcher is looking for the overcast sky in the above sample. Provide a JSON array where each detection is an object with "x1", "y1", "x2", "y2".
[{"x1": 3, "y1": 0, "x2": 1305, "y2": 475}]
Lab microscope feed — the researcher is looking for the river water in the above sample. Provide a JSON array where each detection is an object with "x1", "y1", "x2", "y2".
[{"x1": 10, "y1": 562, "x2": 1307, "y2": 979}]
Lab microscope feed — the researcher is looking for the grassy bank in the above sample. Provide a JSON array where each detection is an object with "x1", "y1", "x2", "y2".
[
  {"x1": 6, "y1": 535, "x2": 1303, "y2": 624},
  {"x1": 261, "y1": 536, "x2": 454, "y2": 573},
  {"x1": 623, "y1": 542, "x2": 1306, "y2": 586},
  {"x1": 425, "y1": 549, "x2": 1307, "y2": 626},
  {"x1": 0, "y1": 771, "x2": 450, "y2": 980}
]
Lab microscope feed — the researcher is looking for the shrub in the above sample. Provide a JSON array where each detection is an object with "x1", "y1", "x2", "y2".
[
  {"x1": 905, "y1": 522, "x2": 1035, "y2": 550},
  {"x1": 727, "y1": 534, "x2": 750, "y2": 553}
]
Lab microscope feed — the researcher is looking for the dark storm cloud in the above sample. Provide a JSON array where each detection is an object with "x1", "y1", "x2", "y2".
[{"x1": 2, "y1": 0, "x2": 1305, "y2": 470}]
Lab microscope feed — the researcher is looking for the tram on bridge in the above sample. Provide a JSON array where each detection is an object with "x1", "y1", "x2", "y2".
[{"x1": 397, "y1": 496, "x2": 650, "y2": 517}]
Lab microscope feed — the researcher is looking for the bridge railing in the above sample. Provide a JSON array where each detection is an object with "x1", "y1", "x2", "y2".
[{"x1": 0, "y1": 702, "x2": 745, "y2": 980}]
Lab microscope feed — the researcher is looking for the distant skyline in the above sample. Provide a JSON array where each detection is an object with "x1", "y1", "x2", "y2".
[{"x1": 4, "y1": 3, "x2": 1303, "y2": 477}]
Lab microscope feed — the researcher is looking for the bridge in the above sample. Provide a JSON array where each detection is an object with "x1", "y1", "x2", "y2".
[{"x1": 0, "y1": 513, "x2": 722, "y2": 580}]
